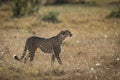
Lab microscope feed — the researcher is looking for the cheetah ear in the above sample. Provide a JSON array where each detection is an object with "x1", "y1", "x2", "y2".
[
  {"x1": 61, "y1": 30, "x2": 64, "y2": 32},
  {"x1": 61, "y1": 30, "x2": 64, "y2": 33},
  {"x1": 61, "y1": 30, "x2": 65, "y2": 35}
]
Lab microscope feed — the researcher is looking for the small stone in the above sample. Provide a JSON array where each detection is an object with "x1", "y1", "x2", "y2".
[
  {"x1": 104, "y1": 35, "x2": 107, "y2": 38},
  {"x1": 95, "y1": 63, "x2": 100, "y2": 66},
  {"x1": 90, "y1": 68, "x2": 94, "y2": 71},
  {"x1": 117, "y1": 58, "x2": 120, "y2": 61},
  {"x1": 1, "y1": 52, "x2": 4, "y2": 54}
]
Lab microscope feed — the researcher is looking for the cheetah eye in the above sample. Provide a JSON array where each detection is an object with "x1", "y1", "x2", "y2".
[
  {"x1": 61, "y1": 31, "x2": 65, "y2": 35},
  {"x1": 69, "y1": 33, "x2": 72, "y2": 37},
  {"x1": 63, "y1": 32, "x2": 66, "y2": 35}
]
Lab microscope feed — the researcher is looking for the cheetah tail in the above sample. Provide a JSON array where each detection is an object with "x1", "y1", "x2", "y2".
[{"x1": 13, "y1": 54, "x2": 20, "y2": 61}]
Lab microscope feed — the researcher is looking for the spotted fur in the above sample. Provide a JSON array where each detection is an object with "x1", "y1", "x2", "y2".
[{"x1": 14, "y1": 30, "x2": 72, "y2": 65}]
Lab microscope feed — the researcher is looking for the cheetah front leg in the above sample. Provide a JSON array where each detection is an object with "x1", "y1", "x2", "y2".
[
  {"x1": 53, "y1": 47, "x2": 62, "y2": 65},
  {"x1": 55, "y1": 54, "x2": 62, "y2": 65},
  {"x1": 51, "y1": 55, "x2": 55, "y2": 65}
]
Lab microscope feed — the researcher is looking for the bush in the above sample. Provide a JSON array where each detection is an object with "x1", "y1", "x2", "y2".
[
  {"x1": 12, "y1": 0, "x2": 40, "y2": 17},
  {"x1": 42, "y1": 11, "x2": 60, "y2": 23},
  {"x1": 107, "y1": 8, "x2": 120, "y2": 18},
  {"x1": 12, "y1": 0, "x2": 25, "y2": 17}
]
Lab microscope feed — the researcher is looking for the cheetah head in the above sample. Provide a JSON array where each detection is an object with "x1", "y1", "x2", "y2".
[{"x1": 61, "y1": 30, "x2": 73, "y2": 37}]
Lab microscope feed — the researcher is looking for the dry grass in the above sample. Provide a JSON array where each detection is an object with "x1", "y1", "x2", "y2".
[{"x1": 0, "y1": 2, "x2": 120, "y2": 80}]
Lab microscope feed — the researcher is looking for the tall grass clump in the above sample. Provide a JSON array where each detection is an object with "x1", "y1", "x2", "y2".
[
  {"x1": 107, "y1": 8, "x2": 120, "y2": 18},
  {"x1": 12, "y1": 0, "x2": 40, "y2": 17},
  {"x1": 42, "y1": 11, "x2": 60, "y2": 23}
]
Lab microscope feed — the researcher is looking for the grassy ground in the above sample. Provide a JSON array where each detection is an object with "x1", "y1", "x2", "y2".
[{"x1": 0, "y1": 2, "x2": 120, "y2": 80}]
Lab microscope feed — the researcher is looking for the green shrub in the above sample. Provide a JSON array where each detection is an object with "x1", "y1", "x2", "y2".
[
  {"x1": 107, "y1": 8, "x2": 120, "y2": 18},
  {"x1": 12, "y1": 0, "x2": 25, "y2": 17},
  {"x1": 12, "y1": 0, "x2": 40, "y2": 17},
  {"x1": 42, "y1": 11, "x2": 60, "y2": 23}
]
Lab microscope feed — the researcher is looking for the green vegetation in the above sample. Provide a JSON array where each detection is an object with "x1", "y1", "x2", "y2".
[
  {"x1": 42, "y1": 11, "x2": 60, "y2": 23},
  {"x1": 108, "y1": 8, "x2": 120, "y2": 18},
  {"x1": 12, "y1": 0, "x2": 40, "y2": 17}
]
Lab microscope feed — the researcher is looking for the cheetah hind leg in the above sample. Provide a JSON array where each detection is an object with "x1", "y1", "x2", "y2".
[
  {"x1": 23, "y1": 53, "x2": 30, "y2": 64},
  {"x1": 23, "y1": 53, "x2": 33, "y2": 67}
]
